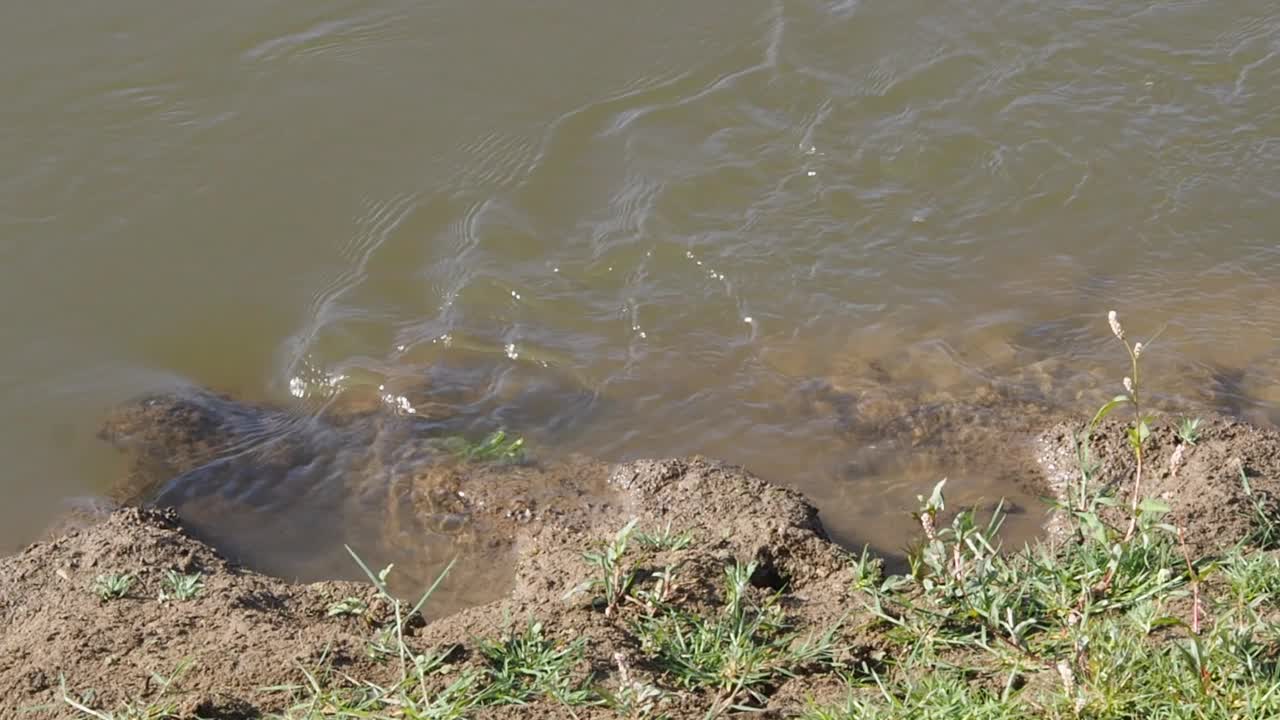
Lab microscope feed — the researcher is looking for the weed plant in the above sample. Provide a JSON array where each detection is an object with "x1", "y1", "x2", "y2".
[
  {"x1": 478, "y1": 620, "x2": 597, "y2": 706},
  {"x1": 632, "y1": 560, "x2": 839, "y2": 715},
  {"x1": 569, "y1": 517, "x2": 640, "y2": 616},
  {"x1": 57, "y1": 660, "x2": 193, "y2": 720},
  {"x1": 440, "y1": 429, "x2": 526, "y2": 464},
  {"x1": 326, "y1": 596, "x2": 367, "y2": 618},
  {"x1": 1176, "y1": 417, "x2": 1202, "y2": 446},
  {"x1": 158, "y1": 570, "x2": 203, "y2": 602},
  {"x1": 635, "y1": 522, "x2": 695, "y2": 552},
  {"x1": 91, "y1": 573, "x2": 134, "y2": 602}
]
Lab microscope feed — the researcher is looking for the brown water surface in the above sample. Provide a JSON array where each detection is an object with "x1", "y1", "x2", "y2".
[{"x1": 3, "y1": 1, "x2": 1279, "y2": 599}]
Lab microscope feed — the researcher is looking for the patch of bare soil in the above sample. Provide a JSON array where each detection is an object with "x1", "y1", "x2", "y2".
[
  {"x1": 1037, "y1": 414, "x2": 1280, "y2": 555},
  {"x1": 0, "y1": 508, "x2": 392, "y2": 719}
]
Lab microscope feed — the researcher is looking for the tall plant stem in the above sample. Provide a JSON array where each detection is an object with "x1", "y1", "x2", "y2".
[{"x1": 1123, "y1": 340, "x2": 1143, "y2": 542}]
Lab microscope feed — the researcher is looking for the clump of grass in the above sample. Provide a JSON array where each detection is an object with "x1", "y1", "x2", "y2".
[
  {"x1": 567, "y1": 518, "x2": 845, "y2": 715},
  {"x1": 801, "y1": 673, "x2": 1035, "y2": 720},
  {"x1": 849, "y1": 544, "x2": 883, "y2": 592},
  {"x1": 569, "y1": 517, "x2": 640, "y2": 617},
  {"x1": 831, "y1": 472, "x2": 1280, "y2": 718},
  {"x1": 441, "y1": 429, "x2": 526, "y2": 464},
  {"x1": 158, "y1": 570, "x2": 203, "y2": 602},
  {"x1": 343, "y1": 548, "x2": 456, "y2": 673},
  {"x1": 601, "y1": 652, "x2": 667, "y2": 718},
  {"x1": 279, "y1": 550, "x2": 605, "y2": 717},
  {"x1": 57, "y1": 660, "x2": 193, "y2": 720},
  {"x1": 273, "y1": 646, "x2": 480, "y2": 720},
  {"x1": 91, "y1": 573, "x2": 134, "y2": 602},
  {"x1": 633, "y1": 560, "x2": 838, "y2": 715},
  {"x1": 478, "y1": 620, "x2": 597, "y2": 706},
  {"x1": 1240, "y1": 464, "x2": 1280, "y2": 550},
  {"x1": 635, "y1": 521, "x2": 695, "y2": 552},
  {"x1": 1177, "y1": 416, "x2": 1203, "y2": 445},
  {"x1": 326, "y1": 596, "x2": 367, "y2": 617},
  {"x1": 273, "y1": 551, "x2": 468, "y2": 716}
]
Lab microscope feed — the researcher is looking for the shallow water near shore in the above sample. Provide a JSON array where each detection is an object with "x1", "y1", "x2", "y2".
[{"x1": 2, "y1": 1, "x2": 1279, "y2": 602}]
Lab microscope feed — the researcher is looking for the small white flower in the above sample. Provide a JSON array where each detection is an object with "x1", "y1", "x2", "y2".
[
  {"x1": 1123, "y1": 376, "x2": 1134, "y2": 394},
  {"x1": 1133, "y1": 342, "x2": 1143, "y2": 358},
  {"x1": 1057, "y1": 660, "x2": 1076, "y2": 697},
  {"x1": 1108, "y1": 310, "x2": 1125, "y2": 340}
]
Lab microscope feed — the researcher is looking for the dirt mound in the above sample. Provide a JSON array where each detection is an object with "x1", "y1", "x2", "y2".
[
  {"x1": 0, "y1": 458, "x2": 870, "y2": 718},
  {"x1": 1037, "y1": 414, "x2": 1280, "y2": 555},
  {"x1": 0, "y1": 507, "x2": 394, "y2": 719}
]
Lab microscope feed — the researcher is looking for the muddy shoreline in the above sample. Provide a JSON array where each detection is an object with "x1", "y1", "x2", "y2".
[{"x1": 4, "y1": 409, "x2": 1279, "y2": 718}]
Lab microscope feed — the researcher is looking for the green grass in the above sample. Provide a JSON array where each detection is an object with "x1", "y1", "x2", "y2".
[
  {"x1": 1241, "y1": 465, "x2": 1280, "y2": 550},
  {"x1": 801, "y1": 673, "x2": 1038, "y2": 720},
  {"x1": 267, "y1": 552, "x2": 603, "y2": 719},
  {"x1": 60, "y1": 494, "x2": 1280, "y2": 720},
  {"x1": 440, "y1": 429, "x2": 526, "y2": 464},
  {"x1": 568, "y1": 517, "x2": 641, "y2": 616},
  {"x1": 840, "y1": 482, "x2": 1280, "y2": 719},
  {"x1": 158, "y1": 570, "x2": 203, "y2": 602},
  {"x1": 635, "y1": 521, "x2": 695, "y2": 552},
  {"x1": 326, "y1": 596, "x2": 368, "y2": 617},
  {"x1": 57, "y1": 660, "x2": 192, "y2": 720},
  {"x1": 91, "y1": 573, "x2": 135, "y2": 602},
  {"x1": 478, "y1": 620, "x2": 598, "y2": 706},
  {"x1": 632, "y1": 560, "x2": 839, "y2": 715},
  {"x1": 1176, "y1": 416, "x2": 1203, "y2": 445}
]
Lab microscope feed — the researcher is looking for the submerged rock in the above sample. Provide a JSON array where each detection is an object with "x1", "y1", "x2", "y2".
[
  {"x1": 793, "y1": 370, "x2": 1068, "y2": 507},
  {"x1": 91, "y1": 364, "x2": 606, "y2": 606}
]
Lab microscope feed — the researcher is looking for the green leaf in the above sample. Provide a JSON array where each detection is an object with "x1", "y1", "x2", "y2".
[
  {"x1": 1137, "y1": 498, "x2": 1170, "y2": 515},
  {"x1": 1078, "y1": 512, "x2": 1108, "y2": 545},
  {"x1": 345, "y1": 544, "x2": 392, "y2": 598},
  {"x1": 1089, "y1": 395, "x2": 1132, "y2": 429},
  {"x1": 410, "y1": 556, "x2": 458, "y2": 619},
  {"x1": 923, "y1": 478, "x2": 947, "y2": 513}
]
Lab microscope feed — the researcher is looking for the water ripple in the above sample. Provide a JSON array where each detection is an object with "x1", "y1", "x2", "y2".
[{"x1": 241, "y1": 8, "x2": 406, "y2": 64}]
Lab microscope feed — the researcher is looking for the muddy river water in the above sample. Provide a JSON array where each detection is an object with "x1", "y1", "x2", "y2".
[{"x1": 2, "y1": 1, "x2": 1279, "y2": 603}]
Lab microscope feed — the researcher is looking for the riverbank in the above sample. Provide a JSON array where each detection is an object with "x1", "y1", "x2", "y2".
[{"x1": 6, "y1": 412, "x2": 1280, "y2": 719}]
